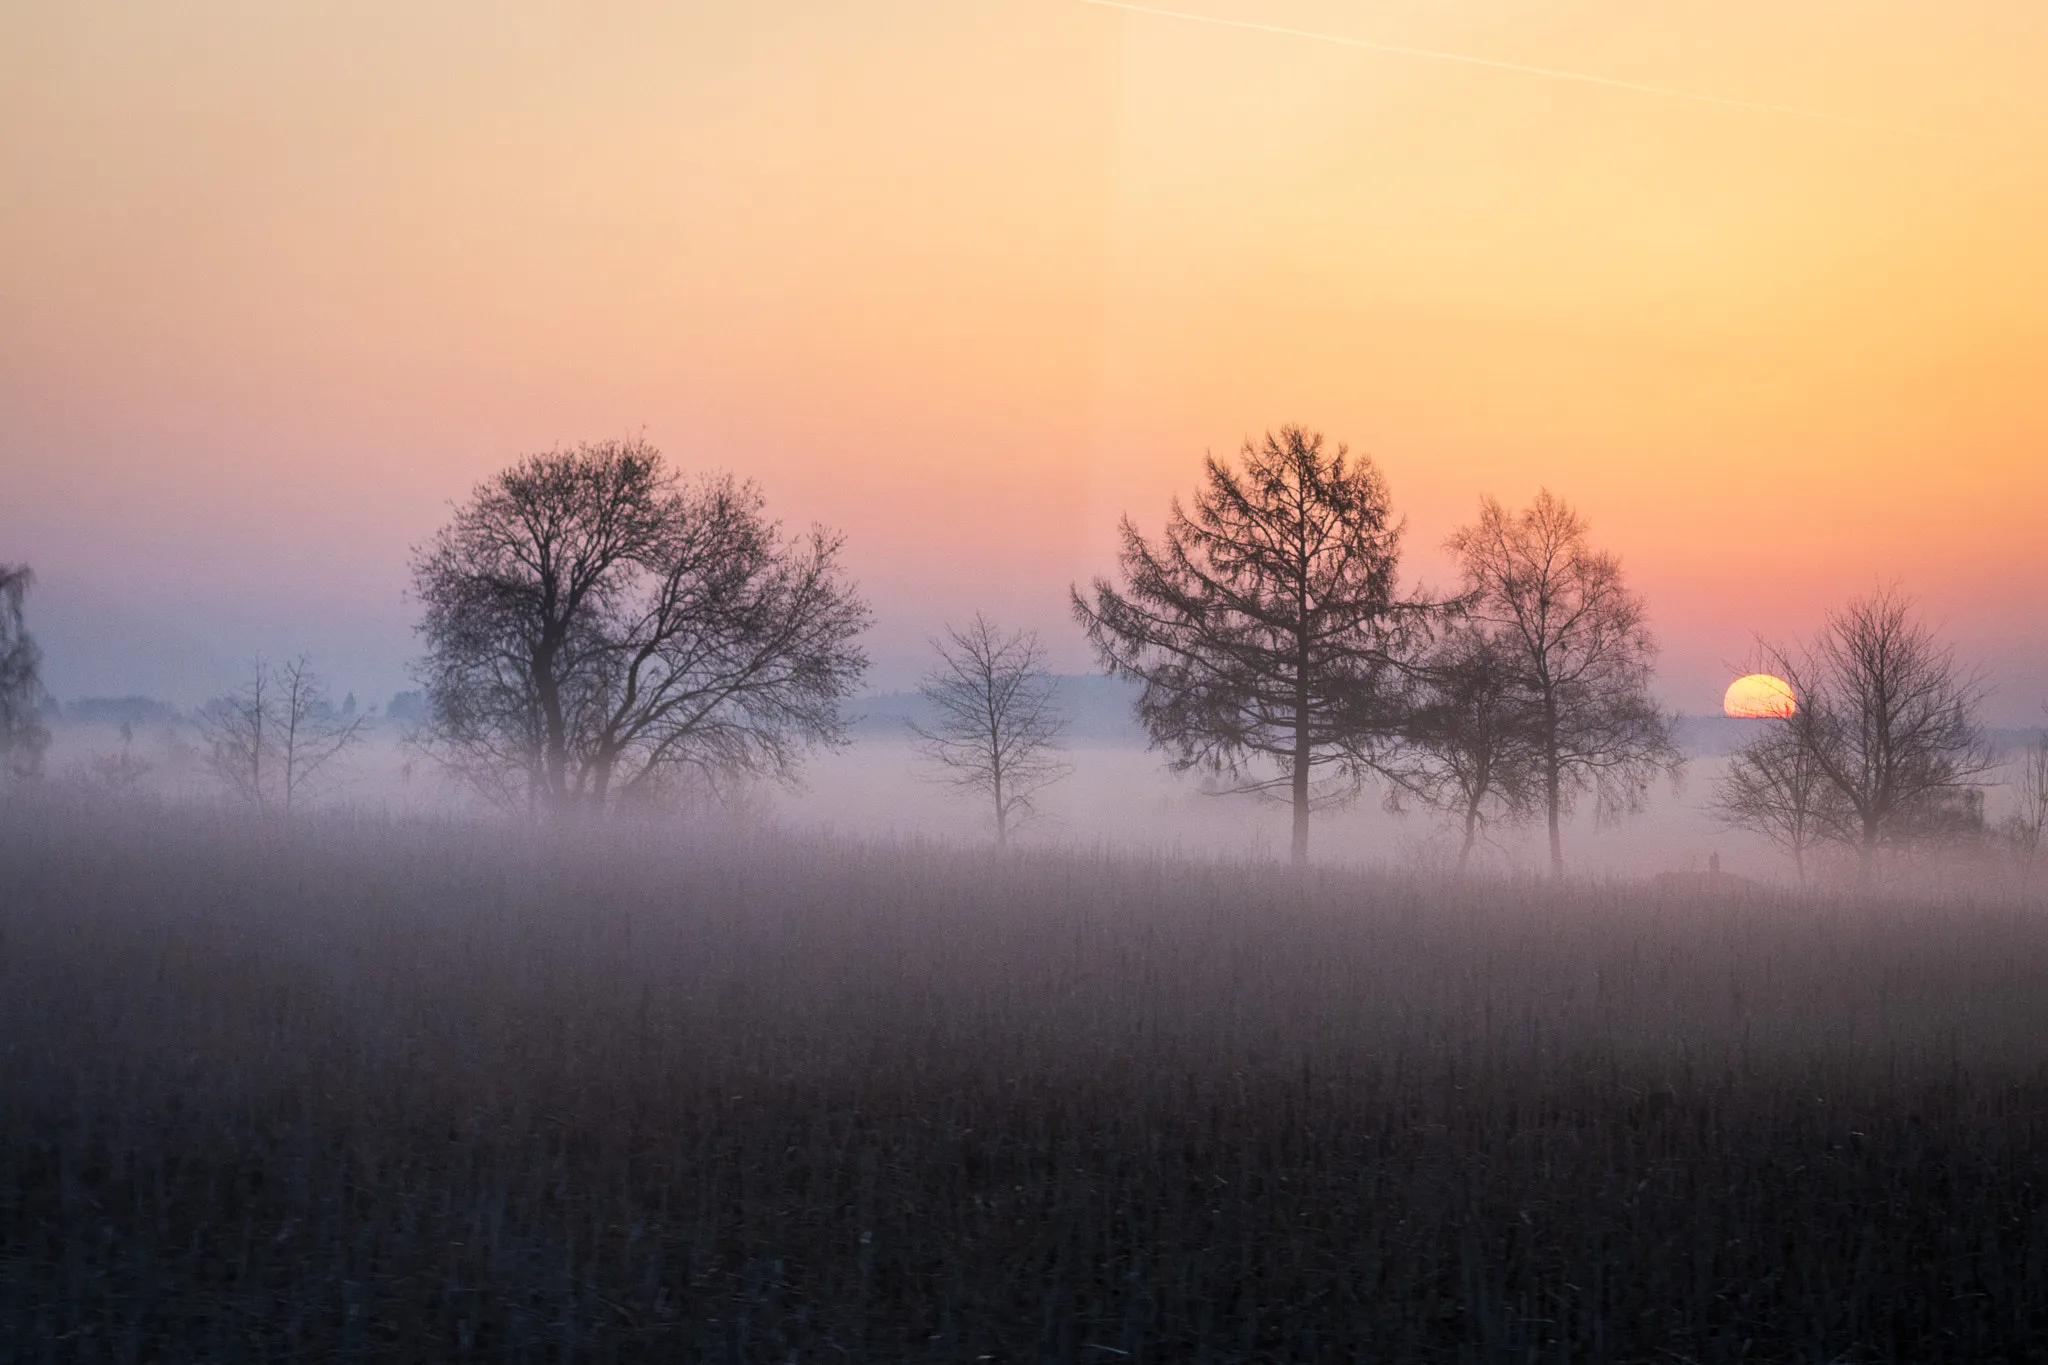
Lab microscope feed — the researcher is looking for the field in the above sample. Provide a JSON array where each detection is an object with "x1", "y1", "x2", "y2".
[{"x1": 5, "y1": 797, "x2": 2048, "y2": 1362}]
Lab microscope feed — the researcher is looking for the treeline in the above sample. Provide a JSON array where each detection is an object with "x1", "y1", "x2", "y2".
[
  {"x1": 394, "y1": 432, "x2": 1676, "y2": 871},
  {"x1": 3, "y1": 432, "x2": 2041, "y2": 881}
]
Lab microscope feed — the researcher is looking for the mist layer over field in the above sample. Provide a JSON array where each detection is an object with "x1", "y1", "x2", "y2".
[
  {"x1": 6, "y1": 797, "x2": 2048, "y2": 1361},
  {"x1": 38, "y1": 699, "x2": 2048, "y2": 888}
]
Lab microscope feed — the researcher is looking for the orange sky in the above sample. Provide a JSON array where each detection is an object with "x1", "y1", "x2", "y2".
[{"x1": 2, "y1": 0, "x2": 2044, "y2": 716}]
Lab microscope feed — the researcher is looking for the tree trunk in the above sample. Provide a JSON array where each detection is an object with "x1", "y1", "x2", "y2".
[
  {"x1": 533, "y1": 639, "x2": 571, "y2": 814},
  {"x1": 1291, "y1": 624, "x2": 1311, "y2": 864},
  {"x1": 1542, "y1": 696, "x2": 1563, "y2": 879},
  {"x1": 1290, "y1": 764, "x2": 1310, "y2": 862},
  {"x1": 1544, "y1": 756, "x2": 1563, "y2": 879},
  {"x1": 251, "y1": 692, "x2": 266, "y2": 817},
  {"x1": 281, "y1": 706, "x2": 298, "y2": 816},
  {"x1": 1459, "y1": 805, "x2": 1479, "y2": 871},
  {"x1": 1290, "y1": 723, "x2": 1311, "y2": 865}
]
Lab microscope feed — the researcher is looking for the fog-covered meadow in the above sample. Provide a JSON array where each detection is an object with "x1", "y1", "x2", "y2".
[
  {"x1": 13, "y1": 666, "x2": 2048, "y2": 1362},
  {"x1": 36, "y1": 694, "x2": 2048, "y2": 892},
  {"x1": 7, "y1": 738, "x2": 2048, "y2": 1359}
]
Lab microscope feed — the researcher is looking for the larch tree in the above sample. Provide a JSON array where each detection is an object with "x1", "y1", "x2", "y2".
[
  {"x1": 1072, "y1": 425, "x2": 1442, "y2": 863},
  {"x1": 1447, "y1": 490, "x2": 1678, "y2": 877}
]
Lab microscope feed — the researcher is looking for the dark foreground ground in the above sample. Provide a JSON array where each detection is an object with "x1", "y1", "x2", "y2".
[{"x1": 4, "y1": 801, "x2": 2047, "y2": 1363}]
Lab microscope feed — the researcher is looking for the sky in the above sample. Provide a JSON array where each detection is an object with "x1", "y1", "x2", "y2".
[{"x1": 3, "y1": 0, "x2": 2045, "y2": 718}]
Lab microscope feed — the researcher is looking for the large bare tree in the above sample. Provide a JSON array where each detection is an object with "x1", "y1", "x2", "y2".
[
  {"x1": 1072, "y1": 426, "x2": 1441, "y2": 863},
  {"x1": 1403, "y1": 626, "x2": 1545, "y2": 869},
  {"x1": 1448, "y1": 490, "x2": 1678, "y2": 877},
  {"x1": 0, "y1": 563, "x2": 50, "y2": 780},
  {"x1": 907, "y1": 614, "x2": 1071, "y2": 846},
  {"x1": 1762, "y1": 588, "x2": 1997, "y2": 881},
  {"x1": 411, "y1": 439, "x2": 870, "y2": 816}
]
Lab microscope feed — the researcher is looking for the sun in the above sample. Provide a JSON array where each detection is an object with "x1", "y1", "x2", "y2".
[{"x1": 1723, "y1": 673, "x2": 1796, "y2": 719}]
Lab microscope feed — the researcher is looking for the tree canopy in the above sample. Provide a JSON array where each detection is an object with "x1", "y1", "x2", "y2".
[
  {"x1": 1754, "y1": 588, "x2": 1997, "y2": 880},
  {"x1": 1447, "y1": 490, "x2": 1677, "y2": 876},
  {"x1": 411, "y1": 439, "x2": 870, "y2": 815},
  {"x1": 1072, "y1": 426, "x2": 1441, "y2": 861}
]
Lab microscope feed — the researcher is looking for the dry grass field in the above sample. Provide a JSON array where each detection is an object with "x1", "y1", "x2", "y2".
[{"x1": 5, "y1": 795, "x2": 2048, "y2": 1362}]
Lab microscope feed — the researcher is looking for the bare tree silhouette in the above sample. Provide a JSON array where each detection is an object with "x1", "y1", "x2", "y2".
[
  {"x1": 0, "y1": 563, "x2": 50, "y2": 780},
  {"x1": 273, "y1": 656, "x2": 367, "y2": 813},
  {"x1": 1713, "y1": 724, "x2": 1840, "y2": 886},
  {"x1": 1403, "y1": 626, "x2": 1545, "y2": 869},
  {"x1": 1073, "y1": 426, "x2": 1442, "y2": 863},
  {"x1": 1761, "y1": 588, "x2": 1998, "y2": 883},
  {"x1": 411, "y1": 439, "x2": 870, "y2": 816},
  {"x1": 198, "y1": 657, "x2": 273, "y2": 811},
  {"x1": 908, "y1": 615, "x2": 1071, "y2": 846},
  {"x1": 198, "y1": 655, "x2": 365, "y2": 813},
  {"x1": 1448, "y1": 490, "x2": 1677, "y2": 877}
]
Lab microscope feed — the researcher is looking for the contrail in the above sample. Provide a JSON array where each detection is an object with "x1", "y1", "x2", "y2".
[{"x1": 1080, "y1": 0, "x2": 1921, "y2": 136}]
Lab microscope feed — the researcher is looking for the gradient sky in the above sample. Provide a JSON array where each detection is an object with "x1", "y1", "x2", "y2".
[{"x1": 3, "y1": 0, "x2": 2044, "y2": 717}]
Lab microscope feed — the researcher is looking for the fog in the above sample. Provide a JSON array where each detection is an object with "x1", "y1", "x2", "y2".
[
  {"x1": 9, "y1": 779, "x2": 2048, "y2": 1357},
  {"x1": 37, "y1": 689, "x2": 2048, "y2": 892},
  {"x1": 14, "y1": 673, "x2": 2048, "y2": 1359}
]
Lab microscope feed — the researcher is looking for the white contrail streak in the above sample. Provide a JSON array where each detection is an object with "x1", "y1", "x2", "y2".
[{"x1": 1079, "y1": 0, "x2": 1920, "y2": 135}]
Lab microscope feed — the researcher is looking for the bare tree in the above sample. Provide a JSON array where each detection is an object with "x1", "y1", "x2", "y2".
[
  {"x1": 273, "y1": 655, "x2": 367, "y2": 813},
  {"x1": 0, "y1": 563, "x2": 51, "y2": 780},
  {"x1": 197, "y1": 655, "x2": 364, "y2": 812},
  {"x1": 1447, "y1": 490, "x2": 1678, "y2": 877},
  {"x1": 907, "y1": 615, "x2": 1071, "y2": 846},
  {"x1": 1403, "y1": 626, "x2": 1545, "y2": 869},
  {"x1": 1763, "y1": 588, "x2": 1998, "y2": 882},
  {"x1": 1712, "y1": 725, "x2": 1840, "y2": 887},
  {"x1": 198, "y1": 656, "x2": 273, "y2": 811},
  {"x1": 1073, "y1": 426, "x2": 1443, "y2": 863},
  {"x1": 411, "y1": 438, "x2": 870, "y2": 816}
]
